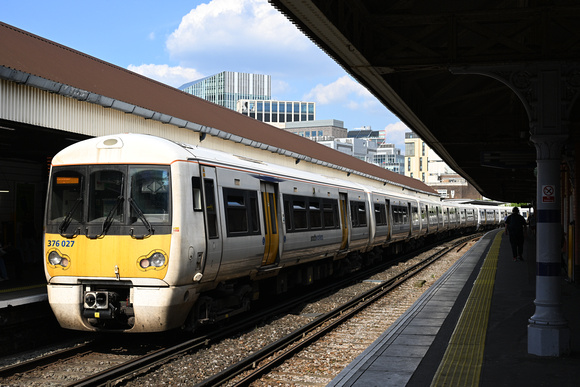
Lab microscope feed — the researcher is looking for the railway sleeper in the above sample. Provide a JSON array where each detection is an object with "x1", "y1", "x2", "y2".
[{"x1": 182, "y1": 244, "x2": 408, "y2": 332}]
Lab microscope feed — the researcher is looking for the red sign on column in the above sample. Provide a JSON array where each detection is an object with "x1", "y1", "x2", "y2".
[{"x1": 542, "y1": 185, "x2": 555, "y2": 203}]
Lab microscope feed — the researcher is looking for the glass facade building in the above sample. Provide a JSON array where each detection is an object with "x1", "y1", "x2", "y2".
[
  {"x1": 237, "y1": 99, "x2": 315, "y2": 124},
  {"x1": 179, "y1": 72, "x2": 271, "y2": 111},
  {"x1": 374, "y1": 143, "x2": 405, "y2": 175}
]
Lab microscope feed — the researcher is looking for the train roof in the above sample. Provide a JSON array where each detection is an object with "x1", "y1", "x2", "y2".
[
  {"x1": 50, "y1": 133, "x2": 366, "y2": 191},
  {"x1": 51, "y1": 134, "x2": 443, "y2": 203}
]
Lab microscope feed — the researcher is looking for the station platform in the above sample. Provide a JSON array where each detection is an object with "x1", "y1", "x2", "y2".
[
  {"x1": 329, "y1": 229, "x2": 580, "y2": 386},
  {"x1": 0, "y1": 269, "x2": 47, "y2": 309},
  {"x1": 0, "y1": 283, "x2": 47, "y2": 309}
]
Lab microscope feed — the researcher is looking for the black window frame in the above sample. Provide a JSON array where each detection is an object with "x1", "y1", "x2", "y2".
[
  {"x1": 223, "y1": 187, "x2": 260, "y2": 237},
  {"x1": 350, "y1": 200, "x2": 367, "y2": 228},
  {"x1": 374, "y1": 203, "x2": 388, "y2": 226},
  {"x1": 283, "y1": 194, "x2": 340, "y2": 232}
]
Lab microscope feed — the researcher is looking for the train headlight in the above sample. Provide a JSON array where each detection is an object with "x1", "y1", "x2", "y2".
[
  {"x1": 137, "y1": 250, "x2": 167, "y2": 271},
  {"x1": 150, "y1": 252, "x2": 165, "y2": 267},
  {"x1": 47, "y1": 250, "x2": 70, "y2": 268}
]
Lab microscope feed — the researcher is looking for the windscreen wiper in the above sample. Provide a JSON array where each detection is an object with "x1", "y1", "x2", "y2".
[
  {"x1": 128, "y1": 197, "x2": 154, "y2": 239},
  {"x1": 86, "y1": 195, "x2": 123, "y2": 239},
  {"x1": 59, "y1": 197, "x2": 82, "y2": 238}
]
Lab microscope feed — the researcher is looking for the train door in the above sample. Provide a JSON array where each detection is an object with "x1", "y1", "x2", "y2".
[
  {"x1": 339, "y1": 192, "x2": 349, "y2": 250},
  {"x1": 260, "y1": 182, "x2": 279, "y2": 266},
  {"x1": 199, "y1": 165, "x2": 222, "y2": 281}
]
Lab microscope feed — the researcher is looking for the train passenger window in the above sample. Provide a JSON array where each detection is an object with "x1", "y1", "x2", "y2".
[
  {"x1": 284, "y1": 200, "x2": 291, "y2": 230},
  {"x1": 292, "y1": 200, "x2": 308, "y2": 230},
  {"x1": 249, "y1": 195, "x2": 260, "y2": 233},
  {"x1": 223, "y1": 188, "x2": 261, "y2": 236},
  {"x1": 204, "y1": 179, "x2": 218, "y2": 239},
  {"x1": 192, "y1": 177, "x2": 203, "y2": 211},
  {"x1": 323, "y1": 199, "x2": 339, "y2": 229},
  {"x1": 412, "y1": 207, "x2": 419, "y2": 223},
  {"x1": 309, "y1": 200, "x2": 322, "y2": 229},
  {"x1": 284, "y1": 195, "x2": 339, "y2": 232},
  {"x1": 392, "y1": 205, "x2": 409, "y2": 225},
  {"x1": 392, "y1": 206, "x2": 401, "y2": 224},
  {"x1": 374, "y1": 203, "x2": 387, "y2": 226},
  {"x1": 350, "y1": 201, "x2": 367, "y2": 227}
]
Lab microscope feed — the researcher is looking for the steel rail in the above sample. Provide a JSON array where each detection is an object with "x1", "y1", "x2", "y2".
[
  {"x1": 6, "y1": 234, "x2": 477, "y2": 386},
  {"x1": 197, "y1": 235, "x2": 479, "y2": 386}
]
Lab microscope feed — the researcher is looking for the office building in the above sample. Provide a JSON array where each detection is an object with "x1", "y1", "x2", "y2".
[
  {"x1": 318, "y1": 137, "x2": 377, "y2": 164},
  {"x1": 405, "y1": 131, "x2": 480, "y2": 198},
  {"x1": 283, "y1": 119, "x2": 347, "y2": 139},
  {"x1": 404, "y1": 131, "x2": 429, "y2": 182},
  {"x1": 237, "y1": 100, "x2": 315, "y2": 127},
  {"x1": 180, "y1": 71, "x2": 271, "y2": 111},
  {"x1": 374, "y1": 143, "x2": 405, "y2": 175}
]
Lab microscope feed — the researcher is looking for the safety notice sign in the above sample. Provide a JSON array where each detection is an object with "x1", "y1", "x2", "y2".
[{"x1": 542, "y1": 185, "x2": 555, "y2": 203}]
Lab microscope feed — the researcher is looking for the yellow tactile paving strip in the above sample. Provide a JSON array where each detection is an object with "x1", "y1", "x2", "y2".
[{"x1": 431, "y1": 231, "x2": 502, "y2": 387}]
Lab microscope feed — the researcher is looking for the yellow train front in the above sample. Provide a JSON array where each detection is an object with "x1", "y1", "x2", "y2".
[{"x1": 44, "y1": 134, "x2": 201, "y2": 332}]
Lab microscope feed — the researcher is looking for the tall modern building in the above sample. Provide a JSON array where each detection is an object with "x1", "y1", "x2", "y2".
[
  {"x1": 405, "y1": 131, "x2": 480, "y2": 198},
  {"x1": 347, "y1": 127, "x2": 382, "y2": 143},
  {"x1": 179, "y1": 71, "x2": 271, "y2": 111},
  {"x1": 404, "y1": 131, "x2": 429, "y2": 182},
  {"x1": 318, "y1": 137, "x2": 378, "y2": 164},
  {"x1": 237, "y1": 100, "x2": 315, "y2": 127},
  {"x1": 374, "y1": 143, "x2": 405, "y2": 175}
]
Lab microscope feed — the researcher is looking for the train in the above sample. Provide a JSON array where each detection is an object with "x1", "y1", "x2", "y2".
[{"x1": 44, "y1": 133, "x2": 508, "y2": 332}]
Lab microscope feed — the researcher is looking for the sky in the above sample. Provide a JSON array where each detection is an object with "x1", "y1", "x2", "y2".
[{"x1": 1, "y1": 0, "x2": 410, "y2": 150}]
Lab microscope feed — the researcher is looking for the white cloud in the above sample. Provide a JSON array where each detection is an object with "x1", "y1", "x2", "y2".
[
  {"x1": 271, "y1": 79, "x2": 290, "y2": 97},
  {"x1": 383, "y1": 121, "x2": 410, "y2": 150},
  {"x1": 166, "y1": 0, "x2": 312, "y2": 68},
  {"x1": 304, "y1": 75, "x2": 374, "y2": 106},
  {"x1": 127, "y1": 64, "x2": 204, "y2": 88},
  {"x1": 162, "y1": 0, "x2": 341, "y2": 79}
]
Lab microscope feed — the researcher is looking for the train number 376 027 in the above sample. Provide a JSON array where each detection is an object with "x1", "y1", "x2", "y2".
[{"x1": 47, "y1": 240, "x2": 75, "y2": 248}]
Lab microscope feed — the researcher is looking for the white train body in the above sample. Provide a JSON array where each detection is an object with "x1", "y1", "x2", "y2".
[{"x1": 44, "y1": 134, "x2": 499, "y2": 332}]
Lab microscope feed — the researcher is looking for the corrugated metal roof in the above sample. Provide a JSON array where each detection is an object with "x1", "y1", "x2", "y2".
[{"x1": 0, "y1": 21, "x2": 437, "y2": 195}]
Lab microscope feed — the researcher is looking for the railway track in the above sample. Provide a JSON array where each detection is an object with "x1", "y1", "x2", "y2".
[
  {"x1": 0, "y1": 234, "x2": 479, "y2": 386},
  {"x1": 198, "y1": 235, "x2": 479, "y2": 386}
]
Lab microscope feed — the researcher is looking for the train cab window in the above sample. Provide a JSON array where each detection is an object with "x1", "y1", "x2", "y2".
[
  {"x1": 49, "y1": 170, "x2": 84, "y2": 223},
  {"x1": 350, "y1": 201, "x2": 367, "y2": 227},
  {"x1": 129, "y1": 168, "x2": 170, "y2": 224},
  {"x1": 223, "y1": 188, "x2": 260, "y2": 236},
  {"x1": 89, "y1": 169, "x2": 124, "y2": 223},
  {"x1": 374, "y1": 203, "x2": 387, "y2": 226}
]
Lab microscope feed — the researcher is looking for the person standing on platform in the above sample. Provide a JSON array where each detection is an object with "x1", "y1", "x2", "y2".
[{"x1": 505, "y1": 207, "x2": 527, "y2": 261}]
